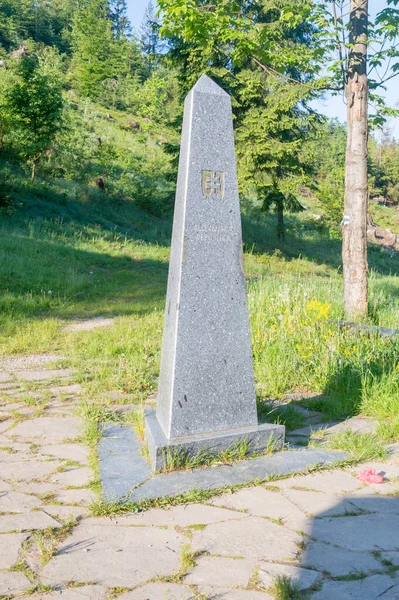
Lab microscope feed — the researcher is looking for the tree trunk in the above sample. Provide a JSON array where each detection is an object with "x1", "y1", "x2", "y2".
[
  {"x1": 276, "y1": 199, "x2": 285, "y2": 240},
  {"x1": 31, "y1": 160, "x2": 36, "y2": 181},
  {"x1": 342, "y1": 0, "x2": 368, "y2": 319}
]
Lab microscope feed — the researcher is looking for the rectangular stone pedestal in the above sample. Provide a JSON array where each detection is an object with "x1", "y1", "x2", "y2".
[{"x1": 145, "y1": 410, "x2": 285, "y2": 472}]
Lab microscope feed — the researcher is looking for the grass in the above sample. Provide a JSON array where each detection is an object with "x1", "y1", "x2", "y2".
[
  {"x1": 159, "y1": 435, "x2": 281, "y2": 473},
  {"x1": 163, "y1": 543, "x2": 197, "y2": 583},
  {"x1": 326, "y1": 430, "x2": 388, "y2": 462},
  {"x1": 258, "y1": 402, "x2": 305, "y2": 431},
  {"x1": 268, "y1": 575, "x2": 301, "y2": 600}
]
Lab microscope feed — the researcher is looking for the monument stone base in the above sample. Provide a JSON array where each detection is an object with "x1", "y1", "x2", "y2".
[{"x1": 145, "y1": 410, "x2": 285, "y2": 472}]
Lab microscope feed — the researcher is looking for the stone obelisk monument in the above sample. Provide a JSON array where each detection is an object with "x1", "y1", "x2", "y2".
[{"x1": 145, "y1": 75, "x2": 284, "y2": 471}]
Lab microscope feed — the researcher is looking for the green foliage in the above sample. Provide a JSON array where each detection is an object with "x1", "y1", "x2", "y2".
[
  {"x1": 129, "y1": 68, "x2": 181, "y2": 123},
  {"x1": 3, "y1": 50, "x2": 63, "y2": 179},
  {"x1": 0, "y1": 0, "x2": 75, "y2": 54},
  {"x1": 369, "y1": 130, "x2": 399, "y2": 205},
  {"x1": 71, "y1": 0, "x2": 123, "y2": 100},
  {"x1": 304, "y1": 119, "x2": 346, "y2": 228},
  {"x1": 110, "y1": 0, "x2": 131, "y2": 40},
  {"x1": 140, "y1": 0, "x2": 163, "y2": 67}
]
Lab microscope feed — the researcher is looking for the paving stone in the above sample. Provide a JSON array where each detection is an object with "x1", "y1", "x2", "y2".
[
  {"x1": 326, "y1": 417, "x2": 379, "y2": 435},
  {"x1": 282, "y1": 488, "x2": 361, "y2": 517},
  {"x1": 1, "y1": 459, "x2": 60, "y2": 481},
  {"x1": 311, "y1": 513, "x2": 399, "y2": 551},
  {"x1": 258, "y1": 563, "x2": 320, "y2": 591},
  {"x1": 98, "y1": 424, "x2": 152, "y2": 502},
  {"x1": 0, "y1": 571, "x2": 31, "y2": 596},
  {"x1": 0, "y1": 388, "x2": 24, "y2": 396},
  {"x1": 351, "y1": 482, "x2": 399, "y2": 496},
  {"x1": 288, "y1": 424, "x2": 334, "y2": 438},
  {"x1": 197, "y1": 586, "x2": 273, "y2": 599},
  {"x1": 45, "y1": 406, "x2": 78, "y2": 417},
  {"x1": 11, "y1": 417, "x2": 79, "y2": 441},
  {"x1": 50, "y1": 467, "x2": 93, "y2": 487},
  {"x1": 118, "y1": 583, "x2": 195, "y2": 600},
  {"x1": 15, "y1": 482, "x2": 62, "y2": 495},
  {"x1": 0, "y1": 449, "x2": 29, "y2": 463},
  {"x1": 191, "y1": 516, "x2": 301, "y2": 560},
  {"x1": 12, "y1": 369, "x2": 74, "y2": 382},
  {"x1": 40, "y1": 443, "x2": 89, "y2": 464},
  {"x1": 273, "y1": 470, "x2": 362, "y2": 494},
  {"x1": 302, "y1": 541, "x2": 383, "y2": 576},
  {"x1": 56, "y1": 488, "x2": 97, "y2": 506},
  {"x1": 185, "y1": 556, "x2": 256, "y2": 587},
  {"x1": 0, "y1": 491, "x2": 42, "y2": 513},
  {"x1": 0, "y1": 510, "x2": 61, "y2": 533},
  {"x1": 0, "y1": 373, "x2": 13, "y2": 383},
  {"x1": 12, "y1": 405, "x2": 40, "y2": 417},
  {"x1": 387, "y1": 443, "x2": 399, "y2": 458},
  {"x1": 210, "y1": 487, "x2": 309, "y2": 532},
  {"x1": 376, "y1": 584, "x2": 399, "y2": 599},
  {"x1": 0, "y1": 382, "x2": 20, "y2": 390},
  {"x1": 41, "y1": 524, "x2": 183, "y2": 587},
  {"x1": 49, "y1": 384, "x2": 82, "y2": 397},
  {"x1": 311, "y1": 574, "x2": 399, "y2": 600},
  {"x1": 350, "y1": 495, "x2": 399, "y2": 514},
  {"x1": 18, "y1": 585, "x2": 108, "y2": 600},
  {"x1": 127, "y1": 449, "x2": 347, "y2": 503},
  {"x1": 0, "y1": 420, "x2": 12, "y2": 434},
  {"x1": 289, "y1": 418, "x2": 379, "y2": 440},
  {"x1": 0, "y1": 439, "x2": 31, "y2": 453},
  {"x1": 105, "y1": 503, "x2": 243, "y2": 528},
  {"x1": 0, "y1": 533, "x2": 29, "y2": 569},
  {"x1": 42, "y1": 505, "x2": 90, "y2": 520}
]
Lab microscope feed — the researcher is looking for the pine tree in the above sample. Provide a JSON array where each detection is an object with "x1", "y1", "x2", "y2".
[
  {"x1": 236, "y1": 73, "x2": 313, "y2": 239},
  {"x1": 110, "y1": 0, "x2": 131, "y2": 40},
  {"x1": 71, "y1": 0, "x2": 116, "y2": 100},
  {"x1": 140, "y1": 1, "x2": 162, "y2": 66}
]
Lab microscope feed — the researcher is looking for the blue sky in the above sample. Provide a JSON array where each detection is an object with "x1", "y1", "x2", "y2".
[
  {"x1": 127, "y1": 0, "x2": 148, "y2": 31},
  {"x1": 127, "y1": 0, "x2": 399, "y2": 138}
]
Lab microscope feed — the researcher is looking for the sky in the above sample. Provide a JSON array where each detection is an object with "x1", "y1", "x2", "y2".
[{"x1": 127, "y1": 0, "x2": 399, "y2": 138}]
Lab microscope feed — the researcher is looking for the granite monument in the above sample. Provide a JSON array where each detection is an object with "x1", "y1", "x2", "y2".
[{"x1": 145, "y1": 75, "x2": 284, "y2": 471}]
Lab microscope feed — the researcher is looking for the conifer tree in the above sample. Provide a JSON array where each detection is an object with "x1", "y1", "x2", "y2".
[
  {"x1": 140, "y1": 1, "x2": 162, "y2": 66},
  {"x1": 110, "y1": 0, "x2": 131, "y2": 40},
  {"x1": 71, "y1": 0, "x2": 116, "y2": 100}
]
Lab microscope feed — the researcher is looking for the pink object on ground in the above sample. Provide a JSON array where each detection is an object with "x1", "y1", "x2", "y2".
[{"x1": 357, "y1": 467, "x2": 384, "y2": 484}]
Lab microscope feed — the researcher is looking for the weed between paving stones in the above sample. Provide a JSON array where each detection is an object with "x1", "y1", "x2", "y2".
[{"x1": 160, "y1": 436, "x2": 281, "y2": 473}]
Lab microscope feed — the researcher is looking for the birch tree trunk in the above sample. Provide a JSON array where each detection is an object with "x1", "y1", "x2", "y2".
[{"x1": 342, "y1": 0, "x2": 368, "y2": 319}]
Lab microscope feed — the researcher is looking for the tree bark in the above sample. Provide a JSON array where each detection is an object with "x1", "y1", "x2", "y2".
[{"x1": 342, "y1": 0, "x2": 368, "y2": 319}]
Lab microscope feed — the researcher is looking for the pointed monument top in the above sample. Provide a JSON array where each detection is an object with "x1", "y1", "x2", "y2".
[{"x1": 192, "y1": 74, "x2": 230, "y2": 98}]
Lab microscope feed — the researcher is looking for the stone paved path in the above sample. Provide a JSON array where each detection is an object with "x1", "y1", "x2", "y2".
[{"x1": 1, "y1": 358, "x2": 399, "y2": 599}]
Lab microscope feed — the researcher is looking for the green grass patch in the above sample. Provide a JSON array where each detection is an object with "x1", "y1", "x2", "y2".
[
  {"x1": 258, "y1": 401, "x2": 305, "y2": 431},
  {"x1": 268, "y1": 575, "x2": 301, "y2": 600},
  {"x1": 327, "y1": 430, "x2": 388, "y2": 461}
]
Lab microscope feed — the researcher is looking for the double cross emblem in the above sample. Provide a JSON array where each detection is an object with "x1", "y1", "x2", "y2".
[{"x1": 202, "y1": 171, "x2": 225, "y2": 198}]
